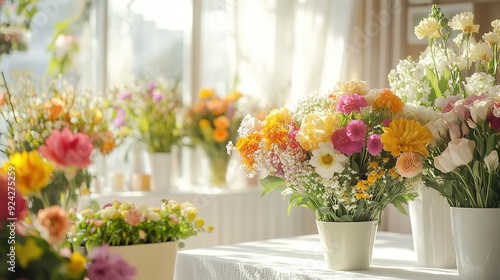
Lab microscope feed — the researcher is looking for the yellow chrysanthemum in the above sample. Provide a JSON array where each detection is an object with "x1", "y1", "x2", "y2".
[
  {"x1": 3, "y1": 151, "x2": 54, "y2": 196},
  {"x1": 381, "y1": 118, "x2": 433, "y2": 157},
  {"x1": 66, "y1": 252, "x2": 87, "y2": 278},
  {"x1": 262, "y1": 108, "x2": 291, "y2": 148},
  {"x1": 373, "y1": 89, "x2": 404, "y2": 113},
  {"x1": 236, "y1": 132, "x2": 263, "y2": 170},
  {"x1": 296, "y1": 112, "x2": 339, "y2": 151},
  {"x1": 15, "y1": 238, "x2": 44, "y2": 268}
]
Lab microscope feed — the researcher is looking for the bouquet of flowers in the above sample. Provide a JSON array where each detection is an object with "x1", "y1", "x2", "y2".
[
  {"x1": 230, "y1": 81, "x2": 433, "y2": 222},
  {"x1": 0, "y1": 174, "x2": 136, "y2": 280},
  {"x1": 184, "y1": 87, "x2": 245, "y2": 186},
  {"x1": 112, "y1": 78, "x2": 183, "y2": 153},
  {"x1": 388, "y1": 5, "x2": 500, "y2": 208},
  {"x1": 70, "y1": 199, "x2": 213, "y2": 250}
]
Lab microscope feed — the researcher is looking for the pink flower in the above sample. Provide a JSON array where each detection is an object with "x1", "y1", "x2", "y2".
[
  {"x1": 88, "y1": 245, "x2": 136, "y2": 280},
  {"x1": 336, "y1": 93, "x2": 367, "y2": 114},
  {"x1": 168, "y1": 214, "x2": 179, "y2": 225},
  {"x1": 124, "y1": 209, "x2": 144, "y2": 226},
  {"x1": 38, "y1": 127, "x2": 93, "y2": 169},
  {"x1": 331, "y1": 128, "x2": 363, "y2": 155},
  {"x1": 382, "y1": 118, "x2": 391, "y2": 127},
  {"x1": 37, "y1": 205, "x2": 71, "y2": 245},
  {"x1": 367, "y1": 134, "x2": 383, "y2": 156},
  {"x1": 346, "y1": 120, "x2": 367, "y2": 141},
  {"x1": 487, "y1": 112, "x2": 500, "y2": 131},
  {"x1": 0, "y1": 173, "x2": 27, "y2": 221},
  {"x1": 118, "y1": 91, "x2": 131, "y2": 100}
]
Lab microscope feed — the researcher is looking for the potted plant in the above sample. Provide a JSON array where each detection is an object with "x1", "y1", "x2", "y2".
[
  {"x1": 229, "y1": 81, "x2": 432, "y2": 270},
  {"x1": 69, "y1": 199, "x2": 213, "y2": 279},
  {"x1": 112, "y1": 79, "x2": 183, "y2": 191}
]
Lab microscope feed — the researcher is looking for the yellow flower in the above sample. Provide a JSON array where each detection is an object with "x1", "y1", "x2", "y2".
[
  {"x1": 66, "y1": 252, "x2": 87, "y2": 278},
  {"x1": 414, "y1": 17, "x2": 441, "y2": 40},
  {"x1": 262, "y1": 108, "x2": 292, "y2": 148},
  {"x1": 381, "y1": 118, "x2": 433, "y2": 157},
  {"x1": 223, "y1": 91, "x2": 243, "y2": 103},
  {"x1": 372, "y1": 89, "x2": 404, "y2": 113},
  {"x1": 3, "y1": 151, "x2": 54, "y2": 196},
  {"x1": 206, "y1": 225, "x2": 214, "y2": 233},
  {"x1": 198, "y1": 87, "x2": 214, "y2": 100},
  {"x1": 334, "y1": 80, "x2": 369, "y2": 95},
  {"x1": 199, "y1": 119, "x2": 211, "y2": 129},
  {"x1": 184, "y1": 207, "x2": 198, "y2": 222},
  {"x1": 15, "y1": 238, "x2": 44, "y2": 268},
  {"x1": 194, "y1": 217, "x2": 205, "y2": 229},
  {"x1": 236, "y1": 132, "x2": 263, "y2": 170},
  {"x1": 449, "y1": 12, "x2": 479, "y2": 33},
  {"x1": 296, "y1": 112, "x2": 339, "y2": 151}
]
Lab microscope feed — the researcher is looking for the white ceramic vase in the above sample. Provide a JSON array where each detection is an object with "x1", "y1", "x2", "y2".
[
  {"x1": 408, "y1": 186, "x2": 456, "y2": 268},
  {"x1": 148, "y1": 152, "x2": 172, "y2": 191},
  {"x1": 450, "y1": 207, "x2": 500, "y2": 280},
  {"x1": 316, "y1": 220, "x2": 377, "y2": 271},
  {"x1": 108, "y1": 241, "x2": 178, "y2": 280}
]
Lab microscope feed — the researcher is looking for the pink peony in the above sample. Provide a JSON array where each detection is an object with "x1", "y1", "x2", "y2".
[
  {"x1": 336, "y1": 93, "x2": 367, "y2": 114},
  {"x1": 367, "y1": 134, "x2": 383, "y2": 156},
  {"x1": 37, "y1": 205, "x2": 71, "y2": 245},
  {"x1": 124, "y1": 209, "x2": 144, "y2": 226},
  {"x1": 331, "y1": 128, "x2": 363, "y2": 155},
  {"x1": 38, "y1": 127, "x2": 93, "y2": 169},
  {"x1": 0, "y1": 173, "x2": 27, "y2": 221},
  {"x1": 346, "y1": 120, "x2": 367, "y2": 141}
]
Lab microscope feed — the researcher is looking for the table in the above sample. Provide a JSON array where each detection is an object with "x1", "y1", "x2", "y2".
[
  {"x1": 174, "y1": 232, "x2": 458, "y2": 280},
  {"x1": 88, "y1": 187, "x2": 317, "y2": 249}
]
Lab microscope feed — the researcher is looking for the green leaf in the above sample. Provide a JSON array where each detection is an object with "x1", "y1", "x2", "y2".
[
  {"x1": 392, "y1": 196, "x2": 408, "y2": 215},
  {"x1": 486, "y1": 133, "x2": 497, "y2": 155},
  {"x1": 260, "y1": 176, "x2": 286, "y2": 197},
  {"x1": 425, "y1": 67, "x2": 441, "y2": 101}
]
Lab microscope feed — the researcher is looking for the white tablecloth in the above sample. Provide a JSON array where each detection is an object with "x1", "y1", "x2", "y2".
[
  {"x1": 174, "y1": 232, "x2": 458, "y2": 280},
  {"x1": 89, "y1": 188, "x2": 317, "y2": 249}
]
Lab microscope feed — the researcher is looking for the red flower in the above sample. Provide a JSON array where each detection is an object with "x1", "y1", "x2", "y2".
[{"x1": 38, "y1": 127, "x2": 93, "y2": 169}]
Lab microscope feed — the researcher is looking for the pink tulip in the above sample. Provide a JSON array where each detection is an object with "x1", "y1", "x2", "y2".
[{"x1": 38, "y1": 127, "x2": 93, "y2": 169}]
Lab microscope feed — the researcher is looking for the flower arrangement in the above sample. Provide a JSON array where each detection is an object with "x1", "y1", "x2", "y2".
[
  {"x1": 0, "y1": 174, "x2": 136, "y2": 280},
  {"x1": 184, "y1": 87, "x2": 245, "y2": 186},
  {"x1": 230, "y1": 81, "x2": 433, "y2": 222},
  {"x1": 388, "y1": 5, "x2": 500, "y2": 208},
  {"x1": 70, "y1": 199, "x2": 213, "y2": 250},
  {"x1": 112, "y1": 78, "x2": 183, "y2": 153}
]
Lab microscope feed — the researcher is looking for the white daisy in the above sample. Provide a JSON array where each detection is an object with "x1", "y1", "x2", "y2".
[{"x1": 309, "y1": 142, "x2": 348, "y2": 178}]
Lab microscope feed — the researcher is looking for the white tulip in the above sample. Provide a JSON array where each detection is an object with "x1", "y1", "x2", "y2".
[
  {"x1": 470, "y1": 98, "x2": 494, "y2": 124},
  {"x1": 434, "y1": 148, "x2": 458, "y2": 173},
  {"x1": 448, "y1": 138, "x2": 476, "y2": 166},
  {"x1": 485, "y1": 150, "x2": 499, "y2": 173}
]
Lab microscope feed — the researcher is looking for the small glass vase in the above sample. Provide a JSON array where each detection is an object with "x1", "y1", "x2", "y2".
[{"x1": 207, "y1": 155, "x2": 230, "y2": 188}]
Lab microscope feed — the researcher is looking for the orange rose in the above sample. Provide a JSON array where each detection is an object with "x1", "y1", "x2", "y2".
[
  {"x1": 213, "y1": 129, "x2": 229, "y2": 143},
  {"x1": 213, "y1": 116, "x2": 230, "y2": 129}
]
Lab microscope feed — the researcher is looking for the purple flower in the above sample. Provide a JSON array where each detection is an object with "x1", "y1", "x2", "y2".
[
  {"x1": 336, "y1": 93, "x2": 367, "y2": 114},
  {"x1": 331, "y1": 127, "x2": 363, "y2": 155},
  {"x1": 147, "y1": 81, "x2": 157, "y2": 93},
  {"x1": 88, "y1": 245, "x2": 136, "y2": 280},
  {"x1": 112, "y1": 109, "x2": 126, "y2": 128},
  {"x1": 346, "y1": 120, "x2": 367, "y2": 141},
  {"x1": 367, "y1": 134, "x2": 383, "y2": 156},
  {"x1": 151, "y1": 89, "x2": 163, "y2": 102},
  {"x1": 118, "y1": 91, "x2": 132, "y2": 100}
]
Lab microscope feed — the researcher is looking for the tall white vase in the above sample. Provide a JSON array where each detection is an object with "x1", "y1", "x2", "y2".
[
  {"x1": 451, "y1": 207, "x2": 500, "y2": 280},
  {"x1": 408, "y1": 186, "x2": 456, "y2": 268},
  {"x1": 316, "y1": 220, "x2": 378, "y2": 271},
  {"x1": 148, "y1": 152, "x2": 172, "y2": 191}
]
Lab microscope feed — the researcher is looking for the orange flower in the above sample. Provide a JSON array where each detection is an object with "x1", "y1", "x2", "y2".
[
  {"x1": 44, "y1": 97, "x2": 65, "y2": 120},
  {"x1": 372, "y1": 88, "x2": 404, "y2": 113},
  {"x1": 236, "y1": 132, "x2": 263, "y2": 170},
  {"x1": 0, "y1": 93, "x2": 5, "y2": 106},
  {"x1": 207, "y1": 99, "x2": 227, "y2": 116},
  {"x1": 261, "y1": 108, "x2": 291, "y2": 148},
  {"x1": 100, "y1": 138, "x2": 116, "y2": 155},
  {"x1": 396, "y1": 152, "x2": 423, "y2": 178},
  {"x1": 213, "y1": 116, "x2": 230, "y2": 129},
  {"x1": 37, "y1": 205, "x2": 71, "y2": 245},
  {"x1": 199, "y1": 119, "x2": 211, "y2": 129},
  {"x1": 223, "y1": 91, "x2": 243, "y2": 103},
  {"x1": 213, "y1": 128, "x2": 229, "y2": 143}
]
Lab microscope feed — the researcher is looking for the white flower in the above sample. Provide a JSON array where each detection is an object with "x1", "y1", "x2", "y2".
[
  {"x1": 448, "y1": 138, "x2": 476, "y2": 166},
  {"x1": 99, "y1": 206, "x2": 118, "y2": 219},
  {"x1": 449, "y1": 12, "x2": 479, "y2": 33},
  {"x1": 309, "y1": 142, "x2": 348, "y2": 178},
  {"x1": 426, "y1": 118, "x2": 447, "y2": 141},
  {"x1": 145, "y1": 211, "x2": 161, "y2": 221},
  {"x1": 434, "y1": 148, "x2": 458, "y2": 173},
  {"x1": 470, "y1": 42, "x2": 492, "y2": 63},
  {"x1": 237, "y1": 114, "x2": 262, "y2": 137},
  {"x1": 470, "y1": 98, "x2": 494, "y2": 124},
  {"x1": 483, "y1": 31, "x2": 500, "y2": 45},
  {"x1": 464, "y1": 72, "x2": 496, "y2": 95},
  {"x1": 492, "y1": 19, "x2": 500, "y2": 33},
  {"x1": 485, "y1": 151, "x2": 499, "y2": 173},
  {"x1": 414, "y1": 17, "x2": 441, "y2": 40}
]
